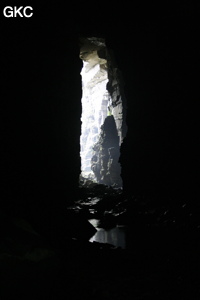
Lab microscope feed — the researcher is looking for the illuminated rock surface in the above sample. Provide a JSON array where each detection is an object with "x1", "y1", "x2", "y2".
[
  {"x1": 80, "y1": 38, "x2": 109, "y2": 176},
  {"x1": 80, "y1": 38, "x2": 126, "y2": 186}
]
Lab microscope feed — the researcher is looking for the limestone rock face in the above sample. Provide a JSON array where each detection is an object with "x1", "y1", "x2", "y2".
[
  {"x1": 107, "y1": 51, "x2": 127, "y2": 145},
  {"x1": 79, "y1": 37, "x2": 127, "y2": 187},
  {"x1": 91, "y1": 116, "x2": 122, "y2": 186},
  {"x1": 80, "y1": 38, "x2": 109, "y2": 175}
]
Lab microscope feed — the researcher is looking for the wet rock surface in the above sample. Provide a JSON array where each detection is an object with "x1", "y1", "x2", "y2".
[{"x1": 1, "y1": 185, "x2": 200, "y2": 299}]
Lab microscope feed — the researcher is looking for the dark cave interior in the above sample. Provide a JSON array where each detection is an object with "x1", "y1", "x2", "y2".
[{"x1": 1, "y1": 3, "x2": 199, "y2": 299}]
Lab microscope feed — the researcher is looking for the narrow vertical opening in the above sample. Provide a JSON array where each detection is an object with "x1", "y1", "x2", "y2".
[{"x1": 79, "y1": 37, "x2": 127, "y2": 188}]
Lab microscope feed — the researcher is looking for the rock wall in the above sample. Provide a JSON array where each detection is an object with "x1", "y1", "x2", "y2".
[
  {"x1": 91, "y1": 115, "x2": 122, "y2": 186},
  {"x1": 79, "y1": 37, "x2": 127, "y2": 186},
  {"x1": 1, "y1": 20, "x2": 82, "y2": 214},
  {"x1": 79, "y1": 38, "x2": 109, "y2": 175},
  {"x1": 106, "y1": 50, "x2": 127, "y2": 145}
]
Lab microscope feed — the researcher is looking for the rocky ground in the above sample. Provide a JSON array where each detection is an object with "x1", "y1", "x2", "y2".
[{"x1": 0, "y1": 183, "x2": 200, "y2": 299}]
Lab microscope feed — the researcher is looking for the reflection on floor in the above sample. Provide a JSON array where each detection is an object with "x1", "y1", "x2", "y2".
[{"x1": 89, "y1": 219, "x2": 127, "y2": 249}]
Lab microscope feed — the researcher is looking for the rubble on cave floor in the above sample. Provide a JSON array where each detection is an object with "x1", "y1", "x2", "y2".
[
  {"x1": 1, "y1": 184, "x2": 200, "y2": 299},
  {"x1": 68, "y1": 183, "x2": 200, "y2": 236}
]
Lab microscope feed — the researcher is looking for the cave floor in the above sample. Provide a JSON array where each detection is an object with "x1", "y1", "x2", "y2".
[{"x1": 0, "y1": 184, "x2": 200, "y2": 299}]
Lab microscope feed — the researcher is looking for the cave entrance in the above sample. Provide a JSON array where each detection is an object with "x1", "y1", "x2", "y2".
[{"x1": 79, "y1": 37, "x2": 127, "y2": 187}]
